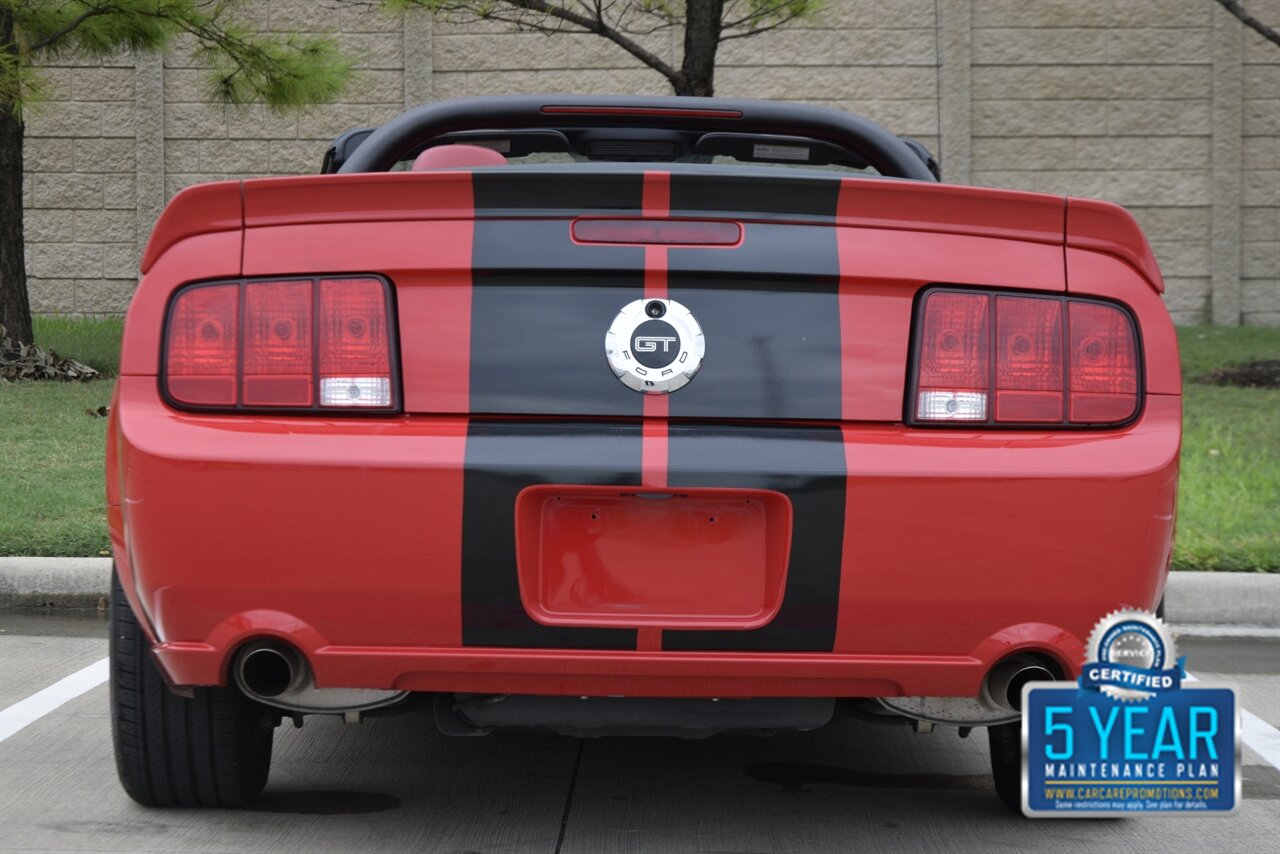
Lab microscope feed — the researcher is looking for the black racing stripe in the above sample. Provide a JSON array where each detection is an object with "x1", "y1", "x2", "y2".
[
  {"x1": 664, "y1": 175, "x2": 845, "y2": 650},
  {"x1": 472, "y1": 219, "x2": 650, "y2": 274},
  {"x1": 669, "y1": 222, "x2": 841, "y2": 281},
  {"x1": 662, "y1": 425, "x2": 847, "y2": 652},
  {"x1": 461, "y1": 421, "x2": 641, "y2": 649},
  {"x1": 472, "y1": 170, "x2": 645, "y2": 216},
  {"x1": 469, "y1": 219, "x2": 645, "y2": 417},
  {"x1": 667, "y1": 222, "x2": 842, "y2": 421},
  {"x1": 668, "y1": 172, "x2": 841, "y2": 221},
  {"x1": 464, "y1": 175, "x2": 647, "y2": 648},
  {"x1": 467, "y1": 280, "x2": 646, "y2": 416}
]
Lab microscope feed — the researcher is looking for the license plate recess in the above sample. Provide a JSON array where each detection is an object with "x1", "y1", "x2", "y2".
[{"x1": 514, "y1": 485, "x2": 792, "y2": 629}]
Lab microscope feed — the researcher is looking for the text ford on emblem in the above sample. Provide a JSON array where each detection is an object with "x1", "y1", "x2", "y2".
[{"x1": 605, "y1": 299, "x2": 705, "y2": 393}]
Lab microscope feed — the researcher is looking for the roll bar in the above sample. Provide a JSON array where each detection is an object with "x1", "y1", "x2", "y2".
[{"x1": 336, "y1": 95, "x2": 938, "y2": 182}]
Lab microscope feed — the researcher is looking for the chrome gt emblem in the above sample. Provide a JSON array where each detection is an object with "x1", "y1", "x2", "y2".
[
  {"x1": 634, "y1": 335, "x2": 676, "y2": 353},
  {"x1": 605, "y1": 298, "x2": 705, "y2": 393}
]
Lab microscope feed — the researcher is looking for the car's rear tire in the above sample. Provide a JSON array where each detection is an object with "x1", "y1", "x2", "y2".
[
  {"x1": 988, "y1": 721, "x2": 1022, "y2": 813},
  {"x1": 110, "y1": 569, "x2": 274, "y2": 807}
]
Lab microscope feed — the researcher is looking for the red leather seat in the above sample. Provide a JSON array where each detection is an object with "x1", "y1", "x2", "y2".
[{"x1": 411, "y1": 144, "x2": 506, "y2": 170}]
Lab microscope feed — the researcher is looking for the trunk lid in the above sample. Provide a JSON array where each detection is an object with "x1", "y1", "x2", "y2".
[{"x1": 241, "y1": 166, "x2": 1066, "y2": 422}]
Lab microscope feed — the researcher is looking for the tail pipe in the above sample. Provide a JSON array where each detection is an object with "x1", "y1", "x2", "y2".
[
  {"x1": 877, "y1": 651, "x2": 1060, "y2": 725},
  {"x1": 232, "y1": 640, "x2": 408, "y2": 714},
  {"x1": 235, "y1": 642, "x2": 306, "y2": 702},
  {"x1": 986, "y1": 654, "x2": 1057, "y2": 712}
]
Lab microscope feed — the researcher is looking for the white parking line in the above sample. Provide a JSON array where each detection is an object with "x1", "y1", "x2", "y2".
[
  {"x1": 1240, "y1": 708, "x2": 1280, "y2": 770},
  {"x1": 0, "y1": 656, "x2": 109, "y2": 743},
  {"x1": 1186, "y1": 672, "x2": 1280, "y2": 771}
]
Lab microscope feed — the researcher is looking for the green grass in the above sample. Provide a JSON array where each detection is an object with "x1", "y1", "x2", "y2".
[
  {"x1": 32, "y1": 315, "x2": 124, "y2": 377},
  {"x1": 1, "y1": 319, "x2": 1278, "y2": 567},
  {"x1": 2, "y1": 317, "x2": 120, "y2": 556},
  {"x1": 0, "y1": 380, "x2": 114, "y2": 557},
  {"x1": 1173, "y1": 327, "x2": 1280, "y2": 572},
  {"x1": 1176, "y1": 325, "x2": 1280, "y2": 380}
]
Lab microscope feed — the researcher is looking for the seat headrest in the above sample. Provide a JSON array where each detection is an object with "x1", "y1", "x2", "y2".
[{"x1": 411, "y1": 144, "x2": 507, "y2": 170}]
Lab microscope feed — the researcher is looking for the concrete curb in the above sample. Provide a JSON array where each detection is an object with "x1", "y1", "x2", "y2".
[
  {"x1": 0, "y1": 557, "x2": 1278, "y2": 628},
  {"x1": 0, "y1": 557, "x2": 112, "y2": 609},
  {"x1": 1163, "y1": 571, "x2": 1280, "y2": 628}
]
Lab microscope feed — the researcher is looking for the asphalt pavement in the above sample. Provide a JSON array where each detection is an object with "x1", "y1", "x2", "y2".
[{"x1": 1, "y1": 609, "x2": 1278, "y2": 853}]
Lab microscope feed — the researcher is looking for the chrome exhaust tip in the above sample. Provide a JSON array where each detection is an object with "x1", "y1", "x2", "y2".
[
  {"x1": 986, "y1": 655, "x2": 1056, "y2": 712},
  {"x1": 235, "y1": 642, "x2": 305, "y2": 701}
]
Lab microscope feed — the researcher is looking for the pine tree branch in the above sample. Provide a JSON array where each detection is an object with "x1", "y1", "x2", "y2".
[
  {"x1": 1213, "y1": 0, "x2": 1280, "y2": 47},
  {"x1": 26, "y1": 4, "x2": 112, "y2": 52},
  {"x1": 719, "y1": 11, "x2": 807, "y2": 41},
  {"x1": 720, "y1": 0, "x2": 815, "y2": 33}
]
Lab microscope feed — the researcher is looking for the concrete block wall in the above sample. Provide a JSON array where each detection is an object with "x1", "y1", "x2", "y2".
[
  {"x1": 20, "y1": 0, "x2": 1279, "y2": 324},
  {"x1": 156, "y1": 2, "x2": 407, "y2": 185},
  {"x1": 968, "y1": 0, "x2": 1218, "y2": 324},
  {"x1": 1242, "y1": 1, "x2": 1280, "y2": 326},
  {"x1": 23, "y1": 52, "x2": 138, "y2": 315},
  {"x1": 717, "y1": 0, "x2": 941, "y2": 158}
]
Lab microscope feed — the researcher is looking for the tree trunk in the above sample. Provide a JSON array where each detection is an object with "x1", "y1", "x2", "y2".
[
  {"x1": 0, "y1": 7, "x2": 32, "y2": 346},
  {"x1": 677, "y1": 0, "x2": 725, "y2": 96}
]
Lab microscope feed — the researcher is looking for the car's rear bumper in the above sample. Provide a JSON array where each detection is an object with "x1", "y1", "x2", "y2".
[
  {"x1": 154, "y1": 642, "x2": 1000, "y2": 699},
  {"x1": 110, "y1": 376, "x2": 1180, "y2": 697}
]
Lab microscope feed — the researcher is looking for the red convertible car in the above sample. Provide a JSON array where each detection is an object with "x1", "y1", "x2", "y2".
[{"x1": 106, "y1": 95, "x2": 1180, "y2": 810}]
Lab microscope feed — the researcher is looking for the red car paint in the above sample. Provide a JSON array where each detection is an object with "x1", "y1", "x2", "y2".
[{"x1": 108, "y1": 117, "x2": 1179, "y2": 707}]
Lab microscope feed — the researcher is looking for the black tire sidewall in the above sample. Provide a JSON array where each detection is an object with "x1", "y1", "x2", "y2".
[{"x1": 109, "y1": 568, "x2": 273, "y2": 807}]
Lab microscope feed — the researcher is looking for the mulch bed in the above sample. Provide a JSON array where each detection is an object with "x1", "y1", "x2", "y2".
[{"x1": 1202, "y1": 360, "x2": 1280, "y2": 389}]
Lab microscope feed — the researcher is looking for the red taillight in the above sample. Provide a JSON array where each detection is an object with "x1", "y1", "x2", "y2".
[
  {"x1": 1069, "y1": 301, "x2": 1138, "y2": 423},
  {"x1": 243, "y1": 281, "x2": 312, "y2": 406},
  {"x1": 318, "y1": 278, "x2": 392, "y2": 408},
  {"x1": 913, "y1": 289, "x2": 1138, "y2": 427},
  {"x1": 541, "y1": 105, "x2": 742, "y2": 119},
  {"x1": 916, "y1": 291, "x2": 989, "y2": 421},
  {"x1": 995, "y1": 296, "x2": 1063, "y2": 423},
  {"x1": 163, "y1": 277, "x2": 396, "y2": 412},
  {"x1": 572, "y1": 218, "x2": 742, "y2": 246},
  {"x1": 165, "y1": 283, "x2": 238, "y2": 407}
]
